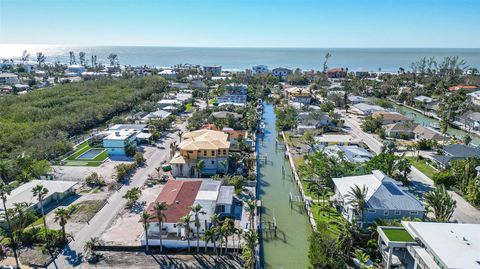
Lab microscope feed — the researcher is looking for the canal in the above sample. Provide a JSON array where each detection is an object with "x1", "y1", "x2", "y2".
[
  {"x1": 257, "y1": 103, "x2": 311, "y2": 269},
  {"x1": 394, "y1": 104, "x2": 480, "y2": 146}
]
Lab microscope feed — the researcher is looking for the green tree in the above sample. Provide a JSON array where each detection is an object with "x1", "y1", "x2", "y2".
[
  {"x1": 203, "y1": 227, "x2": 216, "y2": 253},
  {"x1": 302, "y1": 131, "x2": 316, "y2": 151},
  {"x1": 308, "y1": 230, "x2": 346, "y2": 269},
  {"x1": 242, "y1": 229, "x2": 258, "y2": 269},
  {"x1": 180, "y1": 214, "x2": 192, "y2": 252},
  {"x1": 244, "y1": 199, "x2": 256, "y2": 230},
  {"x1": 191, "y1": 204, "x2": 206, "y2": 253},
  {"x1": 123, "y1": 187, "x2": 142, "y2": 208},
  {"x1": 424, "y1": 185, "x2": 456, "y2": 222},
  {"x1": 361, "y1": 115, "x2": 383, "y2": 133},
  {"x1": 0, "y1": 181, "x2": 19, "y2": 268},
  {"x1": 197, "y1": 160, "x2": 205, "y2": 178},
  {"x1": 346, "y1": 185, "x2": 368, "y2": 223},
  {"x1": 140, "y1": 211, "x2": 152, "y2": 252},
  {"x1": 54, "y1": 207, "x2": 71, "y2": 243},
  {"x1": 32, "y1": 184, "x2": 49, "y2": 243},
  {"x1": 153, "y1": 201, "x2": 168, "y2": 253},
  {"x1": 221, "y1": 218, "x2": 235, "y2": 254}
]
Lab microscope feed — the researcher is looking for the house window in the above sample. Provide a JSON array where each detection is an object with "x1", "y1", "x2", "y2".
[
  {"x1": 211, "y1": 160, "x2": 214, "y2": 164},
  {"x1": 368, "y1": 209, "x2": 376, "y2": 213},
  {"x1": 173, "y1": 224, "x2": 177, "y2": 228},
  {"x1": 395, "y1": 211, "x2": 401, "y2": 215},
  {"x1": 410, "y1": 211, "x2": 417, "y2": 215},
  {"x1": 384, "y1": 210, "x2": 389, "y2": 216},
  {"x1": 204, "y1": 150, "x2": 207, "y2": 156}
]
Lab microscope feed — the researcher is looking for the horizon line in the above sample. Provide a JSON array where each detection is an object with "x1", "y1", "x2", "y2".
[{"x1": 1, "y1": 43, "x2": 479, "y2": 50}]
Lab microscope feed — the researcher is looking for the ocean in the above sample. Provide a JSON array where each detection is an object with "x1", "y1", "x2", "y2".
[{"x1": 1, "y1": 44, "x2": 479, "y2": 72}]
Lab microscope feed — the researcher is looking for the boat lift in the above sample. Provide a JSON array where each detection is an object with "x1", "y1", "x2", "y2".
[{"x1": 260, "y1": 209, "x2": 278, "y2": 238}]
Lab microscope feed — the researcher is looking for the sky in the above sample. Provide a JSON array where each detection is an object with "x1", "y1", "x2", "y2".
[{"x1": 0, "y1": 0, "x2": 479, "y2": 48}]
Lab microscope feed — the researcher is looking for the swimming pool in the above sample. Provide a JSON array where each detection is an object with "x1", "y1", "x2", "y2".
[{"x1": 77, "y1": 148, "x2": 105, "y2": 160}]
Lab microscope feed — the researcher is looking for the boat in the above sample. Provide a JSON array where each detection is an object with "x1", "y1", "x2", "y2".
[{"x1": 429, "y1": 123, "x2": 440, "y2": 130}]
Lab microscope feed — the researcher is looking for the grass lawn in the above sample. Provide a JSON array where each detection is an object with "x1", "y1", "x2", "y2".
[
  {"x1": 185, "y1": 103, "x2": 194, "y2": 111},
  {"x1": 69, "y1": 199, "x2": 106, "y2": 223},
  {"x1": 311, "y1": 203, "x2": 343, "y2": 234},
  {"x1": 406, "y1": 157, "x2": 438, "y2": 179},
  {"x1": 63, "y1": 142, "x2": 108, "y2": 167},
  {"x1": 382, "y1": 228, "x2": 415, "y2": 242},
  {"x1": 208, "y1": 98, "x2": 217, "y2": 105}
]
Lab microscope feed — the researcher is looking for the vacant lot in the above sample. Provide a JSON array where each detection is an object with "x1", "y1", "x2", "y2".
[{"x1": 84, "y1": 252, "x2": 243, "y2": 269}]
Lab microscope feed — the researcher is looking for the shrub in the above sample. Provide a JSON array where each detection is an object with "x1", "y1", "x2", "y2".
[
  {"x1": 134, "y1": 152, "x2": 145, "y2": 166},
  {"x1": 432, "y1": 171, "x2": 456, "y2": 188}
]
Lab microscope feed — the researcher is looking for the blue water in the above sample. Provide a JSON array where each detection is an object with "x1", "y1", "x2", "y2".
[
  {"x1": 77, "y1": 148, "x2": 104, "y2": 160},
  {"x1": 1, "y1": 45, "x2": 479, "y2": 71}
]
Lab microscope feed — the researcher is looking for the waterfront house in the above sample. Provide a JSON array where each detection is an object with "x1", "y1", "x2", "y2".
[
  {"x1": 170, "y1": 129, "x2": 230, "y2": 177},
  {"x1": 430, "y1": 144, "x2": 480, "y2": 169},
  {"x1": 252, "y1": 65, "x2": 268, "y2": 74},
  {"x1": 103, "y1": 129, "x2": 138, "y2": 156},
  {"x1": 459, "y1": 111, "x2": 480, "y2": 130},
  {"x1": 326, "y1": 67, "x2": 347, "y2": 78},
  {"x1": 384, "y1": 122, "x2": 418, "y2": 139},
  {"x1": 0, "y1": 73, "x2": 19, "y2": 85},
  {"x1": 1, "y1": 180, "x2": 78, "y2": 223},
  {"x1": 203, "y1": 66, "x2": 222, "y2": 76},
  {"x1": 372, "y1": 111, "x2": 411, "y2": 125},
  {"x1": 354, "y1": 67, "x2": 370, "y2": 78},
  {"x1": 211, "y1": 111, "x2": 242, "y2": 120},
  {"x1": 297, "y1": 112, "x2": 333, "y2": 134},
  {"x1": 175, "y1": 93, "x2": 193, "y2": 104},
  {"x1": 324, "y1": 145, "x2": 373, "y2": 163},
  {"x1": 143, "y1": 179, "x2": 234, "y2": 246},
  {"x1": 217, "y1": 83, "x2": 248, "y2": 106},
  {"x1": 351, "y1": 103, "x2": 386, "y2": 116},
  {"x1": 272, "y1": 67, "x2": 292, "y2": 81},
  {"x1": 285, "y1": 86, "x2": 312, "y2": 105},
  {"x1": 377, "y1": 221, "x2": 480, "y2": 269},
  {"x1": 413, "y1": 95, "x2": 434, "y2": 104},
  {"x1": 158, "y1": 69, "x2": 177, "y2": 79},
  {"x1": 467, "y1": 90, "x2": 480, "y2": 107},
  {"x1": 332, "y1": 171, "x2": 425, "y2": 228},
  {"x1": 66, "y1": 65, "x2": 86, "y2": 77},
  {"x1": 348, "y1": 95, "x2": 367, "y2": 104},
  {"x1": 412, "y1": 125, "x2": 447, "y2": 142},
  {"x1": 314, "y1": 134, "x2": 360, "y2": 147}
]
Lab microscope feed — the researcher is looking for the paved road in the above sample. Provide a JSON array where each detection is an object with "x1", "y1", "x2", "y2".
[
  {"x1": 342, "y1": 112, "x2": 480, "y2": 224},
  {"x1": 342, "y1": 114, "x2": 383, "y2": 154},
  {"x1": 49, "y1": 122, "x2": 186, "y2": 269}
]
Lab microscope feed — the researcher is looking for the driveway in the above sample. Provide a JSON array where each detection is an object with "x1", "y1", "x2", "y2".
[{"x1": 48, "y1": 122, "x2": 187, "y2": 269}]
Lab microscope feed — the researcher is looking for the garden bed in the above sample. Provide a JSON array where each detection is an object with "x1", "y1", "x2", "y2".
[{"x1": 69, "y1": 199, "x2": 107, "y2": 223}]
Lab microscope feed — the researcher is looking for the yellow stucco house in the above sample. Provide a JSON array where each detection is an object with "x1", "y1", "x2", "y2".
[{"x1": 170, "y1": 129, "x2": 230, "y2": 177}]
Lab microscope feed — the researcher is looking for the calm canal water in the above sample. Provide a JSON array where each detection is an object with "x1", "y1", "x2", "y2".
[
  {"x1": 394, "y1": 104, "x2": 480, "y2": 146},
  {"x1": 257, "y1": 103, "x2": 311, "y2": 269}
]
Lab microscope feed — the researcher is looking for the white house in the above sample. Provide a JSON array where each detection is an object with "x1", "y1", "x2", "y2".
[
  {"x1": 158, "y1": 69, "x2": 177, "y2": 79},
  {"x1": 66, "y1": 65, "x2": 86, "y2": 77},
  {"x1": 467, "y1": 90, "x2": 480, "y2": 107},
  {"x1": 332, "y1": 171, "x2": 425, "y2": 227},
  {"x1": 1, "y1": 180, "x2": 78, "y2": 222},
  {"x1": 378, "y1": 221, "x2": 480, "y2": 269},
  {"x1": 0, "y1": 73, "x2": 19, "y2": 85}
]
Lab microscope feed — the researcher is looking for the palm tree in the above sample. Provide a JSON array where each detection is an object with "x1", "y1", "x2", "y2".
[
  {"x1": 353, "y1": 249, "x2": 372, "y2": 269},
  {"x1": 202, "y1": 227, "x2": 216, "y2": 253},
  {"x1": 424, "y1": 185, "x2": 456, "y2": 222},
  {"x1": 242, "y1": 229, "x2": 258, "y2": 269},
  {"x1": 177, "y1": 130, "x2": 184, "y2": 142},
  {"x1": 244, "y1": 199, "x2": 256, "y2": 230},
  {"x1": 140, "y1": 211, "x2": 152, "y2": 252},
  {"x1": 153, "y1": 201, "x2": 168, "y2": 253},
  {"x1": 54, "y1": 208, "x2": 71, "y2": 243},
  {"x1": 346, "y1": 185, "x2": 368, "y2": 224},
  {"x1": 221, "y1": 218, "x2": 235, "y2": 254},
  {"x1": 84, "y1": 237, "x2": 101, "y2": 260},
  {"x1": 234, "y1": 228, "x2": 243, "y2": 253},
  {"x1": 155, "y1": 166, "x2": 162, "y2": 179},
  {"x1": 179, "y1": 214, "x2": 192, "y2": 252},
  {"x1": 197, "y1": 160, "x2": 205, "y2": 178},
  {"x1": 32, "y1": 184, "x2": 49, "y2": 242},
  {"x1": 191, "y1": 204, "x2": 206, "y2": 252},
  {"x1": 220, "y1": 159, "x2": 228, "y2": 174},
  {"x1": 0, "y1": 181, "x2": 19, "y2": 268},
  {"x1": 123, "y1": 187, "x2": 142, "y2": 208}
]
